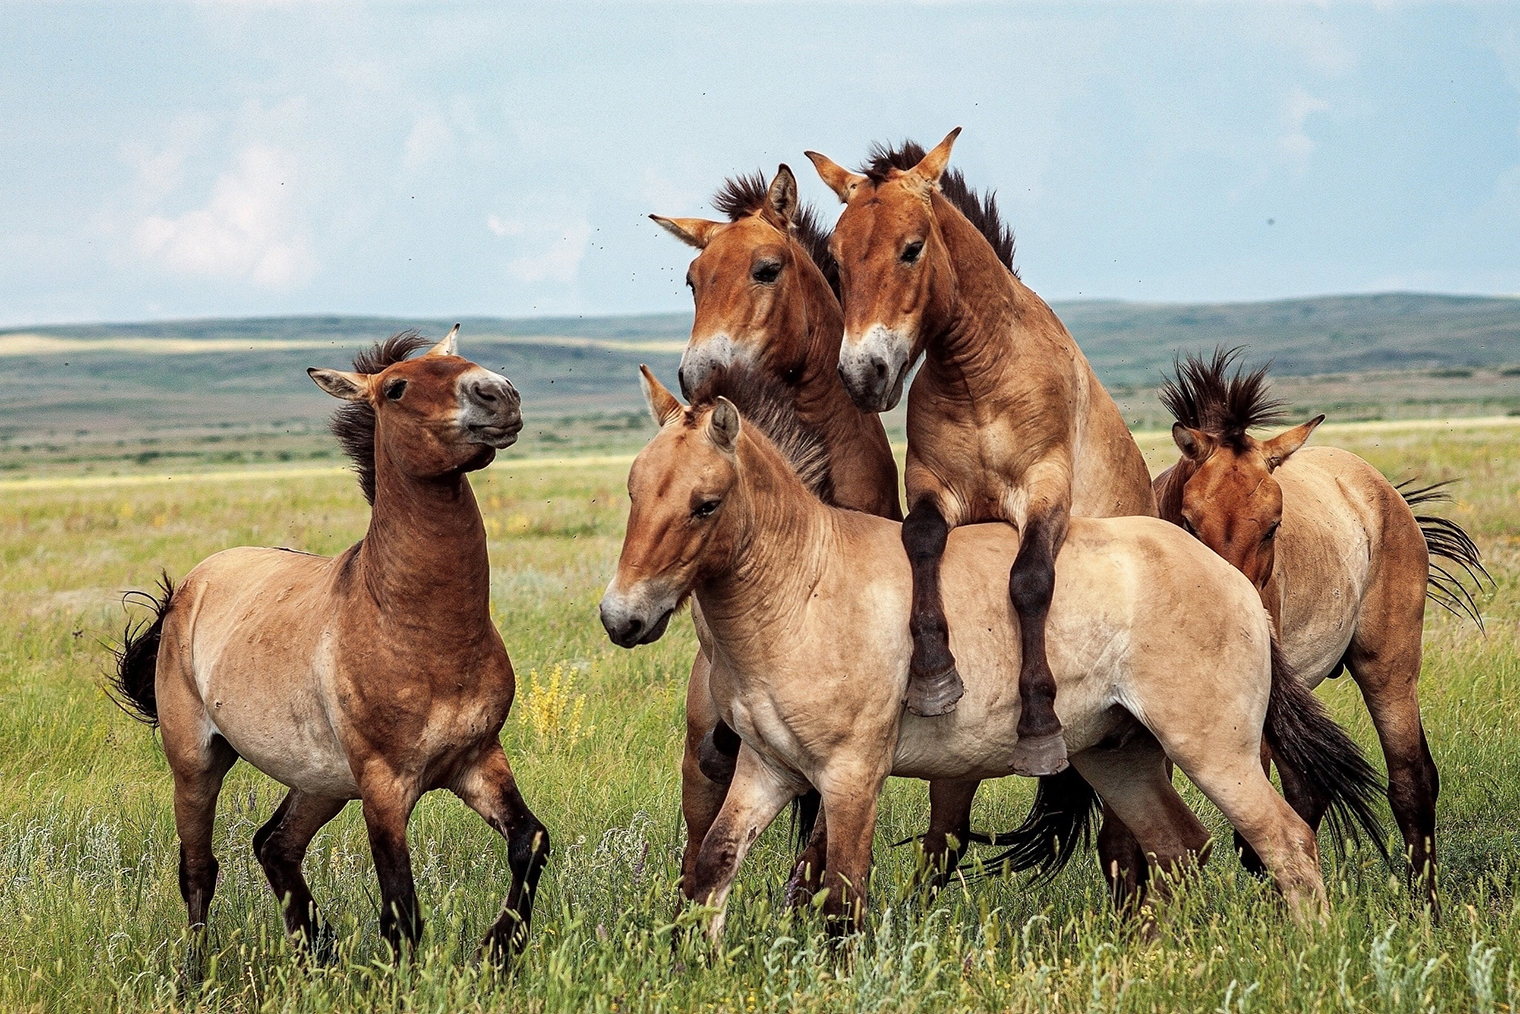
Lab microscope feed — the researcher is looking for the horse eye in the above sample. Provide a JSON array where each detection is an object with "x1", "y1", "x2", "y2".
[
  {"x1": 1264, "y1": 522, "x2": 1281, "y2": 542},
  {"x1": 384, "y1": 379, "x2": 408, "y2": 401},
  {"x1": 692, "y1": 499, "x2": 722, "y2": 520},
  {"x1": 901, "y1": 240, "x2": 924, "y2": 264},
  {"x1": 1180, "y1": 517, "x2": 1197, "y2": 537},
  {"x1": 751, "y1": 261, "x2": 781, "y2": 285},
  {"x1": 685, "y1": 272, "x2": 695, "y2": 291}
]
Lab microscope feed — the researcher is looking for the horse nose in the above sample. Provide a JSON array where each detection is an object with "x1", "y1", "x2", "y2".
[{"x1": 599, "y1": 599, "x2": 645, "y2": 648}]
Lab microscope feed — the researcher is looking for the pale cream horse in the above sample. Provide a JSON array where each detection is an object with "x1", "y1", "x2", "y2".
[{"x1": 600, "y1": 370, "x2": 1385, "y2": 938}]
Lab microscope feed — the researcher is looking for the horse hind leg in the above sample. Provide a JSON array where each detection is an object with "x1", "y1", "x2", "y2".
[
  {"x1": 902, "y1": 500, "x2": 963, "y2": 717},
  {"x1": 253, "y1": 790, "x2": 347, "y2": 959},
  {"x1": 167, "y1": 733, "x2": 237, "y2": 983},
  {"x1": 453, "y1": 745, "x2": 550, "y2": 964},
  {"x1": 917, "y1": 778, "x2": 978, "y2": 890}
]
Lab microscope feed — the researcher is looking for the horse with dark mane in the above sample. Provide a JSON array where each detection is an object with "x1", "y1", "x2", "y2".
[
  {"x1": 601, "y1": 367, "x2": 1385, "y2": 939},
  {"x1": 1153, "y1": 348, "x2": 1489, "y2": 908},
  {"x1": 109, "y1": 329, "x2": 548, "y2": 976}
]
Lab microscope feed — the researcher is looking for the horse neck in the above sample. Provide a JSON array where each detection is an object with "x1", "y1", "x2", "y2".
[
  {"x1": 356, "y1": 443, "x2": 492, "y2": 630},
  {"x1": 696, "y1": 434, "x2": 833, "y2": 645},
  {"x1": 1153, "y1": 458, "x2": 1194, "y2": 526},
  {"x1": 925, "y1": 197, "x2": 1072, "y2": 391}
]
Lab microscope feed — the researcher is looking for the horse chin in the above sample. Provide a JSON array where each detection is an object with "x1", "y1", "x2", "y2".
[
  {"x1": 883, "y1": 367, "x2": 908, "y2": 411},
  {"x1": 638, "y1": 608, "x2": 675, "y2": 645}
]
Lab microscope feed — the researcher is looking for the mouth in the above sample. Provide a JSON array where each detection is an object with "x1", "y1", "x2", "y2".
[
  {"x1": 881, "y1": 361, "x2": 909, "y2": 412},
  {"x1": 467, "y1": 419, "x2": 522, "y2": 449},
  {"x1": 606, "y1": 605, "x2": 675, "y2": 648}
]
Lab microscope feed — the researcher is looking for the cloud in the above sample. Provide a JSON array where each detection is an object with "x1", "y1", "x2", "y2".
[
  {"x1": 132, "y1": 144, "x2": 316, "y2": 288},
  {"x1": 1279, "y1": 87, "x2": 1330, "y2": 174},
  {"x1": 508, "y1": 217, "x2": 591, "y2": 284},
  {"x1": 485, "y1": 197, "x2": 592, "y2": 285}
]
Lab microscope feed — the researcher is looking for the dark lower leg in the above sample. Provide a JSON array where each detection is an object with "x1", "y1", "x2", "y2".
[
  {"x1": 253, "y1": 790, "x2": 347, "y2": 951},
  {"x1": 361, "y1": 796, "x2": 420, "y2": 954},
  {"x1": 456, "y1": 748, "x2": 550, "y2": 961},
  {"x1": 920, "y1": 779, "x2": 978, "y2": 888},
  {"x1": 1097, "y1": 806, "x2": 1150, "y2": 911},
  {"x1": 1009, "y1": 512, "x2": 1068, "y2": 775},
  {"x1": 171, "y1": 737, "x2": 236, "y2": 984},
  {"x1": 1386, "y1": 726, "x2": 1439, "y2": 903},
  {"x1": 785, "y1": 794, "x2": 827, "y2": 907},
  {"x1": 902, "y1": 501, "x2": 962, "y2": 717}
]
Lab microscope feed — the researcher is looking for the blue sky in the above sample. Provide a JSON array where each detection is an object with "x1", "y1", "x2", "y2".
[{"x1": 2, "y1": 2, "x2": 1518, "y2": 327}]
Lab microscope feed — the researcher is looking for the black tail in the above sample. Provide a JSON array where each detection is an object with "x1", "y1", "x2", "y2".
[
  {"x1": 106, "y1": 572, "x2": 174, "y2": 727},
  {"x1": 1395, "y1": 479, "x2": 1491, "y2": 630},
  {"x1": 790, "y1": 789, "x2": 821, "y2": 854},
  {"x1": 963, "y1": 767, "x2": 1101, "y2": 882},
  {"x1": 1264, "y1": 638, "x2": 1389, "y2": 864}
]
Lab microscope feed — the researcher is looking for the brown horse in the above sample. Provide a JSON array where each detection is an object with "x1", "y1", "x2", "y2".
[
  {"x1": 109, "y1": 329, "x2": 549, "y2": 975},
  {"x1": 601, "y1": 370, "x2": 1384, "y2": 938},
  {"x1": 649, "y1": 165, "x2": 901, "y2": 899},
  {"x1": 805, "y1": 130, "x2": 1155, "y2": 781},
  {"x1": 1153, "y1": 348, "x2": 1488, "y2": 906}
]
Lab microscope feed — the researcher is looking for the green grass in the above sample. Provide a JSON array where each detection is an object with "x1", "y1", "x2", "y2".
[{"x1": 2, "y1": 424, "x2": 1519, "y2": 1012}]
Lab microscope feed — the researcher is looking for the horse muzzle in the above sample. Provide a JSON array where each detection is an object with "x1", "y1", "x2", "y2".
[
  {"x1": 678, "y1": 334, "x2": 748, "y2": 401},
  {"x1": 459, "y1": 370, "x2": 523, "y2": 448},
  {"x1": 838, "y1": 325, "x2": 910, "y2": 413},
  {"x1": 599, "y1": 587, "x2": 676, "y2": 648}
]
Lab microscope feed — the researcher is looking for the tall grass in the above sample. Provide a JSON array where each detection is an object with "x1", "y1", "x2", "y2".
[{"x1": 2, "y1": 427, "x2": 1518, "y2": 1012}]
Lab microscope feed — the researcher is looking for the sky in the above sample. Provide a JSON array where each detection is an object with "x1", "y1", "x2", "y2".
[{"x1": 1, "y1": 1, "x2": 1518, "y2": 327}]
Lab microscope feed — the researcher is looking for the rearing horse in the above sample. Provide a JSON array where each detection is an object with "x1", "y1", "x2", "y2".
[{"x1": 806, "y1": 130, "x2": 1155, "y2": 777}]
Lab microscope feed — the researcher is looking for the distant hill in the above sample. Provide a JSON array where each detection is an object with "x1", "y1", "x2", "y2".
[{"x1": 4, "y1": 293, "x2": 1518, "y2": 441}]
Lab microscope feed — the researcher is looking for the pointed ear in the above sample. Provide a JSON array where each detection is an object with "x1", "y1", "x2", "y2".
[
  {"x1": 639, "y1": 364, "x2": 684, "y2": 427},
  {"x1": 1262, "y1": 415, "x2": 1324, "y2": 471},
  {"x1": 426, "y1": 323, "x2": 460, "y2": 358},
  {"x1": 308, "y1": 367, "x2": 370, "y2": 402},
  {"x1": 706, "y1": 397, "x2": 740, "y2": 453},
  {"x1": 649, "y1": 215, "x2": 722, "y2": 249},
  {"x1": 765, "y1": 164, "x2": 799, "y2": 226},
  {"x1": 1172, "y1": 422, "x2": 1212, "y2": 461},
  {"x1": 804, "y1": 150, "x2": 866, "y2": 203},
  {"x1": 908, "y1": 126, "x2": 962, "y2": 188}
]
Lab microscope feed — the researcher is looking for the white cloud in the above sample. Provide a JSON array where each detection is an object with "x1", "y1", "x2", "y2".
[
  {"x1": 485, "y1": 197, "x2": 592, "y2": 285},
  {"x1": 1279, "y1": 87, "x2": 1330, "y2": 174},
  {"x1": 132, "y1": 144, "x2": 316, "y2": 288},
  {"x1": 508, "y1": 217, "x2": 591, "y2": 284}
]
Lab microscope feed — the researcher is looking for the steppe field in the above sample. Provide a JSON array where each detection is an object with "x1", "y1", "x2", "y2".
[{"x1": 2, "y1": 417, "x2": 1518, "y2": 1014}]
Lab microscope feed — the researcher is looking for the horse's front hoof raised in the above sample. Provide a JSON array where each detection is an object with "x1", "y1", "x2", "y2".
[
  {"x1": 1011, "y1": 731, "x2": 1069, "y2": 776},
  {"x1": 906, "y1": 665, "x2": 963, "y2": 717}
]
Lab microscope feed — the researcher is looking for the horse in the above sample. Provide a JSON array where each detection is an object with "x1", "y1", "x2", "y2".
[
  {"x1": 109, "y1": 329, "x2": 549, "y2": 976},
  {"x1": 1153, "y1": 348, "x2": 1488, "y2": 907},
  {"x1": 600, "y1": 368, "x2": 1385, "y2": 939},
  {"x1": 805, "y1": 130, "x2": 1156, "y2": 784},
  {"x1": 650, "y1": 165, "x2": 902, "y2": 901}
]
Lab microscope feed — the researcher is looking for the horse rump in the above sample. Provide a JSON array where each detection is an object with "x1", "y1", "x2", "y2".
[
  {"x1": 1264, "y1": 637, "x2": 1390, "y2": 864},
  {"x1": 107, "y1": 571, "x2": 175, "y2": 727},
  {"x1": 1395, "y1": 479, "x2": 1491, "y2": 629}
]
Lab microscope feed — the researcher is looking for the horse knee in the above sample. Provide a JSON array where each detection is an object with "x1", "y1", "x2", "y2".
[
  {"x1": 509, "y1": 816, "x2": 550, "y2": 875},
  {"x1": 1008, "y1": 557, "x2": 1055, "y2": 613}
]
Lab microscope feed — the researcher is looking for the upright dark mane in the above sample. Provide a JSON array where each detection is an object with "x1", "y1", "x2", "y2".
[
  {"x1": 712, "y1": 173, "x2": 840, "y2": 298},
  {"x1": 694, "y1": 363, "x2": 834, "y2": 505},
  {"x1": 1159, "y1": 347, "x2": 1285, "y2": 451},
  {"x1": 861, "y1": 140, "x2": 1017, "y2": 275},
  {"x1": 329, "y1": 330, "x2": 434, "y2": 504}
]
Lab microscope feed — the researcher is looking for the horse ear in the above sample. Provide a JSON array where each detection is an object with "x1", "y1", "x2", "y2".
[
  {"x1": 639, "y1": 364, "x2": 684, "y2": 427},
  {"x1": 425, "y1": 323, "x2": 460, "y2": 358},
  {"x1": 1262, "y1": 415, "x2": 1324, "y2": 471},
  {"x1": 804, "y1": 150, "x2": 866, "y2": 204},
  {"x1": 1172, "y1": 422, "x2": 1212, "y2": 461},
  {"x1": 308, "y1": 367, "x2": 370, "y2": 402},
  {"x1": 908, "y1": 127, "x2": 962, "y2": 188},
  {"x1": 649, "y1": 215, "x2": 721, "y2": 249},
  {"x1": 766, "y1": 164, "x2": 799, "y2": 226},
  {"x1": 706, "y1": 397, "x2": 740, "y2": 453}
]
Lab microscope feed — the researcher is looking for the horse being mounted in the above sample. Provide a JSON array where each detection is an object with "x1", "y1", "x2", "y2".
[
  {"x1": 805, "y1": 129, "x2": 1155, "y2": 778},
  {"x1": 110, "y1": 329, "x2": 549, "y2": 973},
  {"x1": 1154, "y1": 348, "x2": 1489, "y2": 907},
  {"x1": 601, "y1": 369, "x2": 1384, "y2": 937}
]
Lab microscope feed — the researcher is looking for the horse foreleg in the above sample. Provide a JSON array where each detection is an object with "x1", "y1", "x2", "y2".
[
  {"x1": 454, "y1": 745, "x2": 550, "y2": 963},
  {"x1": 253, "y1": 790, "x2": 348, "y2": 958},
  {"x1": 902, "y1": 499, "x2": 962, "y2": 717},
  {"x1": 681, "y1": 650, "x2": 731, "y2": 889},
  {"x1": 784, "y1": 796, "x2": 828, "y2": 909},
  {"x1": 919, "y1": 778, "x2": 978, "y2": 889},
  {"x1": 685, "y1": 745, "x2": 796, "y2": 944},
  {"x1": 1009, "y1": 501, "x2": 1071, "y2": 776},
  {"x1": 1097, "y1": 804, "x2": 1152, "y2": 912},
  {"x1": 359, "y1": 776, "x2": 423, "y2": 956},
  {"x1": 817, "y1": 776, "x2": 885, "y2": 936}
]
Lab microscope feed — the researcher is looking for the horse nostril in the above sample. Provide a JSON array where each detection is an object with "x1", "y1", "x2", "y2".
[
  {"x1": 472, "y1": 381, "x2": 498, "y2": 404},
  {"x1": 873, "y1": 359, "x2": 888, "y2": 379},
  {"x1": 677, "y1": 367, "x2": 687, "y2": 391}
]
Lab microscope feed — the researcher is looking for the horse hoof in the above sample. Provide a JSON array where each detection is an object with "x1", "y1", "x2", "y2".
[
  {"x1": 1011, "y1": 731, "x2": 1068, "y2": 776},
  {"x1": 696, "y1": 730, "x2": 738, "y2": 784},
  {"x1": 906, "y1": 665, "x2": 963, "y2": 717}
]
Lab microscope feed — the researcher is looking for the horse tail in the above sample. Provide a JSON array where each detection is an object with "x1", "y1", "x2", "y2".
[
  {"x1": 967, "y1": 767, "x2": 1100, "y2": 882},
  {"x1": 107, "y1": 572, "x2": 175, "y2": 727},
  {"x1": 790, "y1": 789, "x2": 821, "y2": 854},
  {"x1": 1395, "y1": 479, "x2": 1491, "y2": 630},
  {"x1": 1263, "y1": 636, "x2": 1389, "y2": 864}
]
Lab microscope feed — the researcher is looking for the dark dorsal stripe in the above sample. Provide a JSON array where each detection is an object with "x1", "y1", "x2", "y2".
[
  {"x1": 693, "y1": 362, "x2": 834, "y2": 505},
  {"x1": 712, "y1": 172, "x2": 840, "y2": 299},
  {"x1": 860, "y1": 140, "x2": 1017, "y2": 275},
  {"x1": 1159, "y1": 346, "x2": 1285, "y2": 451},
  {"x1": 330, "y1": 330, "x2": 434, "y2": 504}
]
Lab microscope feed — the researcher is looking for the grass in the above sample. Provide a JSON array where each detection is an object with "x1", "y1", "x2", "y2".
[{"x1": 2, "y1": 423, "x2": 1519, "y2": 1012}]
